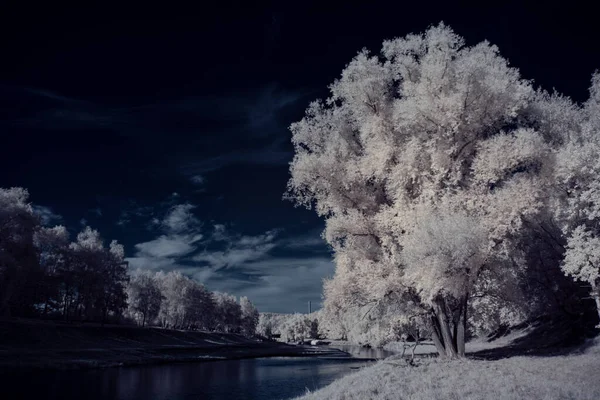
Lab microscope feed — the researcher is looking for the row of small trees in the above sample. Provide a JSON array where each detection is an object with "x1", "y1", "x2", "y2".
[
  {"x1": 126, "y1": 269, "x2": 259, "y2": 335},
  {"x1": 0, "y1": 187, "x2": 259, "y2": 336},
  {"x1": 286, "y1": 23, "x2": 600, "y2": 358}
]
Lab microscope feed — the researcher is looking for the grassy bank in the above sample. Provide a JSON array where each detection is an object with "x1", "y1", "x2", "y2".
[
  {"x1": 0, "y1": 319, "x2": 345, "y2": 370},
  {"x1": 298, "y1": 339, "x2": 600, "y2": 400},
  {"x1": 298, "y1": 331, "x2": 600, "y2": 400}
]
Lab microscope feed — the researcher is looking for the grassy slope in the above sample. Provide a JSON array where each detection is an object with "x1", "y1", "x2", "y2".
[
  {"x1": 297, "y1": 339, "x2": 600, "y2": 400},
  {"x1": 0, "y1": 319, "x2": 342, "y2": 370}
]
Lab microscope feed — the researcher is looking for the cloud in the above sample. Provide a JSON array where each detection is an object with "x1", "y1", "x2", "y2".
[
  {"x1": 126, "y1": 202, "x2": 204, "y2": 269},
  {"x1": 175, "y1": 84, "x2": 306, "y2": 175},
  {"x1": 124, "y1": 198, "x2": 331, "y2": 313},
  {"x1": 211, "y1": 224, "x2": 229, "y2": 241},
  {"x1": 32, "y1": 205, "x2": 63, "y2": 226},
  {"x1": 203, "y1": 256, "x2": 335, "y2": 313},
  {"x1": 135, "y1": 234, "x2": 202, "y2": 258},
  {"x1": 280, "y1": 231, "x2": 328, "y2": 250},
  {"x1": 162, "y1": 203, "x2": 200, "y2": 234},
  {"x1": 116, "y1": 203, "x2": 154, "y2": 227},
  {"x1": 190, "y1": 175, "x2": 205, "y2": 185},
  {"x1": 126, "y1": 212, "x2": 332, "y2": 311},
  {"x1": 126, "y1": 255, "x2": 181, "y2": 271},
  {"x1": 245, "y1": 84, "x2": 305, "y2": 132},
  {"x1": 193, "y1": 246, "x2": 274, "y2": 269},
  {"x1": 8, "y1": 84, "x2": 306, "y2": 180},
  {"x1": 179, "y1": 143, "x2": 292, "y2": 175},
  {"x1": 23, "y1": 87, "x2": 87, "y2": 104},
  {"x1": 192, "y1": 229, "x2": 279, "y2": 269},
  {"x1": 185, "y1": 228, "x2": 333, "y2": 312}
]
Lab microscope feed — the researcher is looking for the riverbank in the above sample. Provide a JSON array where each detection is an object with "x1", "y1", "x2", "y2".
[
  {"x1": 298, "y1": 337, "x2": 600, "y2": 400},
  {"x1": 0, "y1": 319, "x2": 348, "y2": 370}
]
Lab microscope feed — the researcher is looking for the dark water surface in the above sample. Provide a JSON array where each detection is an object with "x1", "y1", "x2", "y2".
[
  {"x1": 1, "y1": 355, "x2": 375, "y2": 400},
  {"x1": 329, "y1": 344, "x2": 396, "y2": 360}
]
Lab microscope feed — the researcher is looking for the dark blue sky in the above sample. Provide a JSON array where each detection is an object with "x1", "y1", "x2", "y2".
[{"x1": 1, "y1": 2, "x2": 599, "y2": 312}]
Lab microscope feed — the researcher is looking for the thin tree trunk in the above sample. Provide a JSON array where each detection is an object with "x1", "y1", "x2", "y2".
[
  {"x1": 0, "y1": 277, "x2": 16, "y2": 317},
  {"x1": 429, "y1": 313, "x2": 447, "y2": 358},
  {"x1": 591, "y1": 282, "x2": 600, "y2": 328},
  {"x1": 456, "y1": 295, "x2": 467, "y2": 357},
  {"x1": 434, "y1": 299, "x2": 459, "y2": 358}
]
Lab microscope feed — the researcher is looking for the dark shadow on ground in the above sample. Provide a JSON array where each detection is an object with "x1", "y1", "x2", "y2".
[{"x1": 470, "y1": 314, "x2": 600, "y2": 360}]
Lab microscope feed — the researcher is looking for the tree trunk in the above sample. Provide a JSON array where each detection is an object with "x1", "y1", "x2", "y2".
[
  {"x1": 456, "y1": 295, "x2": 468, "y2": 357},
  {"x1": 0, "y1": 276, "x2": 16, "y2": 317},
  {"x1": 591, "y1": 282, "x2": 600, "y2": 328},
  {"x1": 434, "y1": 299, "x2": 459, "y2": 358},
  {"x1": 429, "y1": 313, "x2": 447, "y2": 358}
]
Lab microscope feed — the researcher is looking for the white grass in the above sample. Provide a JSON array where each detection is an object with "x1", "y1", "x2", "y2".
[{"x1": 296, "y1": 339, "x2": 600, "y2": 400}]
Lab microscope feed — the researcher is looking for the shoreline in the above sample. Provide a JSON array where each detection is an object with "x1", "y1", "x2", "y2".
[
  {"x1": 0, "y1": 342, "x2": 355, "y2": 371},
  {"x1": 0, "y1": 319, "x2": 352, "y2": 371}
]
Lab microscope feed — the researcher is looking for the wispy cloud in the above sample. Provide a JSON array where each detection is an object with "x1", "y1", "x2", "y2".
[
  {"x1": 8, "y1": 83, "x2": 307, "y2": 177},
  {"x1": 116, "y1": 203, "x2": 154, "y2": 227},
  {"x1": 125, "y1": 205, "x2": 332, "y2": 312},
  {"x1": 280, "y1": 229, "x2": 328, "y2": 250},
  {"x1": 32, "y1": 205, "x2": 63, "y2": 226},
  {"x1": 135, "y1": 234, "x2": 202, "y2": 258},
  {"x1": 190, "y1": 175, "x2": 205, "y2": 186},
  {"x1": 161, "y1": 203, "x2": 200, "y2": 234},
  {"x1": 180, "y1": 145, "x2": 292, "y2": 175},
  {"x1": 127, "y1": 203, "x2": 204, "y2": 267},
  {"x1": 23, "y1": 87, "x2": 88, "y2": 104},
  {"x1": 204, "y1": 256, "x2": 335, "y2": 313},
  {"x1": 179, "y1": 84, "x2": 304, "y2": 175},
  {"x1": 192, "y1": 229, "x2": 278, "y2": 269}
]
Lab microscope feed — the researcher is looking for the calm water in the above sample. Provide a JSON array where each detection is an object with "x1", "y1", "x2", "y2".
[
  {"x1": 1, "y1": 350, "x2": 379, "y2": 400},
  {"x1": 330, "y1": 344, "x2": 396, "y2": 360}
]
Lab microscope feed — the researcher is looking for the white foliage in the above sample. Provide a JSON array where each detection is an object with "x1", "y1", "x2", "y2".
[
  {"x1": 240, "y1": 296, "x2": 259, "y2": 336},
  {"x1": 286, "y1": 23, "x2": 554, "y2": 344},
  {"x1": 562, "y1": 226, "x2": 600, "y2": 284},
  {"x1": 553, "y1": 74, "x2": 600, "y2": 322},
  {"x1": 401, "y1": 206, "x2": 487, "y2": 303},
  {"x1": 126, "y1": 269, "x2": 163, "y2": 326}
]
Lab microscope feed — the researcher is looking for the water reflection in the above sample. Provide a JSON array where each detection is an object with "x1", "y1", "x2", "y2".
[
  {"x1": 328, "y1": 344, "x2": 396, "y2": 359},
  {"x1": 2, "y1": 357, "x2": 372, "y2": 400}
]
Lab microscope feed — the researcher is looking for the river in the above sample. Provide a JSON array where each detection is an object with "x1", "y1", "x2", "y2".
[{"x1": 2, "y1": 346, "x2": 394, "y2": 400}]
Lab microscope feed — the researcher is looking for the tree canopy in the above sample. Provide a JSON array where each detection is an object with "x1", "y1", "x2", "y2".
[{"x1": 286, "y1": 23, "x2": 600, "y2": 357}]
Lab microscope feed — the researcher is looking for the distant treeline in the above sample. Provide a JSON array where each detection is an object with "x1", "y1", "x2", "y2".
[
  {"x1": 127, "y1": 269, "x2": 259, "y2": 335},
  {"x1": 258, "y1": 312, "x2": 320, "y2": 342},
  {"x1": 0, "y1": 187, "x2": 258, "y2": 336}
]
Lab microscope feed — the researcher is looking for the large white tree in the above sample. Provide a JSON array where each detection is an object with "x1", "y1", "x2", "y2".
[{"x1": 286, "y1": 23, "x2": 559, "y2": 358}]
